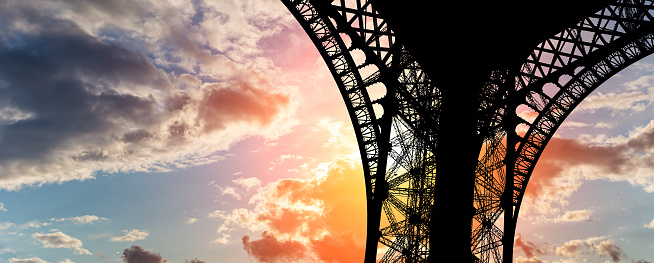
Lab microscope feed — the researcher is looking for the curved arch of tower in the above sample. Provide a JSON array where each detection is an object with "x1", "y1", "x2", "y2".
[{"x1": 281, "y1": 0, "x2": 654, "y2": 262}]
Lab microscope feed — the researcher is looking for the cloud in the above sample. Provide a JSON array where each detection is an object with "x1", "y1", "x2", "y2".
[
  {"x1": 121, "y1": 245, "x2": 205, "y2": 263},
  {"x1": 515, "y1": 234, "x2": 546, "y2": 258},
  {"x1": 208, "y1": 208, "x2": 264, "y2": 238},
  {"x1": 9, "y1": 257, "x2": 48, "y2": 263},
  {"x1": 0, "y1": 202, "x2": 6, "y2": 211},
  {"x1": 268, "y1": 154, "x2": 304, "y2": 171},
  {"x1": 19, "y1": 220, "x2": 50, "y2": 229},
  {"x1": 96, "y1": 251, "x2": 112, "y2": 263},
  {"x1": 515, "y1": 256, "x2": 546, "y2": 263},
  {"x1": 185, "y1": 217, "x2": 198, "y2": 224},
  {"x1": 644, "y1": 219, "x2": 654, "y2": 229},
  {"x1": 560, "y1": 121, "x2": 590, "y2": 128},
  {"x1": 58, "y1": 259, "x2": 74, "y2": 263},
  {"x1": 32, "y1": 231, "x2": 92, "y2": 255},
  {"x1": 242, "y1": 231, "x2": 308, "y2": 262},
  {"x1": 595, "y1": 240, "x2": 626, "y2": 262},
  {"x1": 0, "y1": 222, "x2": 14, "y2": 230},
  {"x1": 0, "y1": 247, "x2": 16, "y2": 254},
  {"x1": 595, "y1": 121, "x2": 615, "y2": 128},
  {"x1": 51, "y1": 215, "x2": 107, "y2": 224},
  {"x1": 232, "y1": 177, "x2": 261, "y2": 190},
  {"x1": 555, "y1": 236, "x2": 625, "y2": 262},
  {"x1": 312, "y1": 118, "x2": 345, "y2": 148},
  {"x1": 220, "y1": 186, "x2": 242, "y2": 200},
  {"x1": 122, "y1": 245, "x2": 168, "y2": 263},
  {"x1": 309, "y1": 231, "x2": 366, "y2": 263},
  {"x1": 0, "y1": 0, "x2": 299, "y2": 190},
  {"x1": 577, "y1": 75, "x2": 654, "y2": 113},
  {"x1": 212, "y1": 233, "x2": 231, "y2": 244},
  {"x1": 524, "y1": 120, "x2": 654, "y2": 216},
  {"x1": 556, "y1": 239, "x2": 586, "y2": 257},
  {"x1": 110, "y1": 229, "x2": 149, "y2": 242},
  {"x1": 228, "y1": 155, "x2": 366, "y2": 262},
  {"x1": 552, "y1": 209, "x2": 593, "y2": 223}
]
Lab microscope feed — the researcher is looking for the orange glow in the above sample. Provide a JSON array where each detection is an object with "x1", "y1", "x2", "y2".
[{"x1": 243, "y1": 155, "x2": 367, "y2": 262}]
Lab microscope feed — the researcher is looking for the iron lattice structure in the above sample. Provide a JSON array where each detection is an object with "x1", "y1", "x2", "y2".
[{"x1": 281, "y1": 0, "x2": 654, "y2": 262}]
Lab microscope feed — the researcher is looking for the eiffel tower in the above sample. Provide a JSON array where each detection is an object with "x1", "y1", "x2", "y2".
[{"x1": 281, "y1": 0, "x2": 654, "y2": 262}]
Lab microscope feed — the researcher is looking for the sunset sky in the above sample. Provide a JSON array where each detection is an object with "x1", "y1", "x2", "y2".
[{"x1": 0, "y1": 0, "x2": 653, "y2": 262}]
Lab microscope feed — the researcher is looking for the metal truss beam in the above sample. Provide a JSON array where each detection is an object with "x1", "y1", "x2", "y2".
[{"x1": 282, "y1": 0, "x2": 654, "y2": 262}]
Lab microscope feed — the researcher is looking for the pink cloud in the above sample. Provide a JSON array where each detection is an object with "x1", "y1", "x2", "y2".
[
  {"x1": 199, "y1": 81, "x2": 292, "y2": 132},
  {"x1": 515, "y1": 234, "x2": 546, "y2": 258},
  {"x1": 242, "y1": 231, "x2": 308, "y2": 262}
]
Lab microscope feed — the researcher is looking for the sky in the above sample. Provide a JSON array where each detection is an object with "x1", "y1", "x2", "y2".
[{"x1": 0, "y1": 0, "x2": 653, "y2": 263}]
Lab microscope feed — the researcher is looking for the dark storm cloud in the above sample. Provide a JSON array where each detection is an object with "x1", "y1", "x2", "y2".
[
  {"x1": 0, "y1": 5, "x2": 163, "y2": 163},
  {"x1": 122, "y1": 245, "x2": 169, "y2": 263},
  {"x1": 121, "y1": 245, "x2": 205, "y2": 263}
]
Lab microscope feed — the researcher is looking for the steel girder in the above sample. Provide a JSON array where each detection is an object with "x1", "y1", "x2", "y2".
[{"x1": 281, "y1": 0, "x2": 654, "y2": 262}]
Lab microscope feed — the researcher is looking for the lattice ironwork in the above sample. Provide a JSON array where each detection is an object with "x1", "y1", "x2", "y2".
[{"x1": 282, "y1": 0, "x2": 654, "y2": 262}]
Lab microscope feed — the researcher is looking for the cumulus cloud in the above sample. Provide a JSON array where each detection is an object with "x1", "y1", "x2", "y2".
[
  {"x1": 218, "y1": 155, "x2": 367, "y2": 262},
  {"x1": 110, "y1": 229, "x2": 149, "y2": 242},
  {"x1": 0, "y1": 0, "x2": 299, "y2": 190},
  {"x1": 0, "y1": 202, "x2": 5, "y2": 211},
  {"x1": 185, "y1": 217, "x2": 198, "y2": 224},
  {"x1": 122, "y1": 245, "x2": 168, "y2": 263},
  {"x1": 32, "y1": 231, "x2": 92, "y2": 255}
]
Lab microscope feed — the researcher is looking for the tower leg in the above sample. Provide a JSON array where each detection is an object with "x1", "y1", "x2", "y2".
[{"x1": 430, "y1": 77, "x2": 484, "y2": 262}]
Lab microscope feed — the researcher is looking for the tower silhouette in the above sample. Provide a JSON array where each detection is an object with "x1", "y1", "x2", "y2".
[{"x1": 281, "y1": 0, "x2": 654, "y2": 262}]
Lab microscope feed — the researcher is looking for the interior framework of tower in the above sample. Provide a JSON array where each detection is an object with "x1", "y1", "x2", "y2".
[{"x1": 281, "y1": 0, "x2": 654, "y2": 262}]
